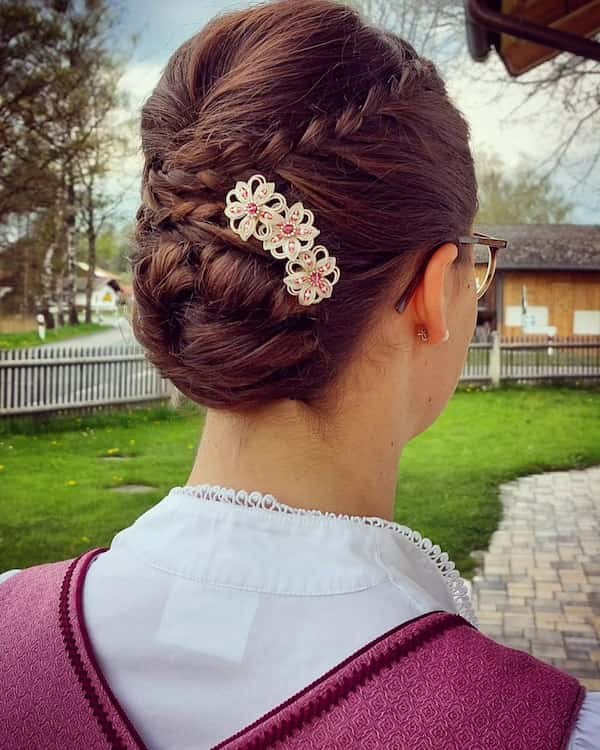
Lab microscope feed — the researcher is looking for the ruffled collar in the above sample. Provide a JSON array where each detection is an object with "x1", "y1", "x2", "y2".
[{"x1": 167, "y1": 482, "x2": 478, "y2": 628}]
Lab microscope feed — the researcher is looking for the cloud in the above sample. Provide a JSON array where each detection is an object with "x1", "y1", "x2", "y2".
[{"x1": 118, "y1": 60, "x2": 165, "y2": 112}]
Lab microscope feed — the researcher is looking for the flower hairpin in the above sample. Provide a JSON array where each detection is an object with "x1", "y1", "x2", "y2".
[{"x1": 224, "y1": 173, "x2": 341, "y2": 306}]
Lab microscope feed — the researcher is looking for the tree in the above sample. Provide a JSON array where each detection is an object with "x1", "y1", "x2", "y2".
[
  {"x1": 77, "y1": 220, "x2": 134, "y2": 277},
  {"x1": 469, "y1": 35, "x2": 600, "y2": 189},
  {"x1": 0, "y1": 0, "x2": 134, "y2": 328},
  {"x1": 351, "y1": 0, "x2": 600, "y2": 199},
  {"x1": 0, "y1": 2, "x2": 65, "y2": 222},
  {"x1": 474, "y1": 148, "x2": 574, "y2": 224},
  {"x1": 50, "y1": 0, "x2": 128, "y2": 325},
  {"x1": 348, "y1": 0, "x2": 470, "y2": 78},
  {"x1": 76, "y1": 96, "x2": 136, "y2": 323}
]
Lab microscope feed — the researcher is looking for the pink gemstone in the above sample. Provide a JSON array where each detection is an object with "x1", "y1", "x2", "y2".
[
  {"x1": 247, "y1": 202, "x2": 258, "y2": 215},
  {"x1": 282, "y1": 223, "x2": 294, "y2": 235}
]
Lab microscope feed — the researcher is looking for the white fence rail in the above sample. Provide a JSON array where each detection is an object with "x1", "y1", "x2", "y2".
[
  {"x1": 463, "y1": 332, "x2": 600, "y2": 384},
  {"x1": 1, "y1": 334, "x2": 599, "y2": 417},
  {"x1": 0, "y1": 344, "x2": 169, "y2": 416}
]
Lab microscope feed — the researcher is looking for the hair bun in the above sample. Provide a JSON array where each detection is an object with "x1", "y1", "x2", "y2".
[{"x1": 129, "y1": 0, "x2": 477, "y2": 411}]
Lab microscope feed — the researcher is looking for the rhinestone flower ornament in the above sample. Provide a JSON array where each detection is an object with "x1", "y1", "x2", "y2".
[
  {"x1": 224, "y1": 174, "x2": 286, "y2": 242},
  {"x1": 284, "y1": 246, "x2": 340, "y2": 306},
  {"x1": 224, "y1": 173, "x2": 340, "y2": 306},
  {"x1": 262, "y1": 202, "x2": 319, "y2": 260}
]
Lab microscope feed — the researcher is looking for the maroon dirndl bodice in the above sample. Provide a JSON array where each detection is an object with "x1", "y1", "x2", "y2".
[{"x1": 0, "y1": 547, "x2": 586, "y2": 749}]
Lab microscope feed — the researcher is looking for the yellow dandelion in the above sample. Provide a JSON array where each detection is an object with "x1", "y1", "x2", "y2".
[{"x1": 66, "y1": 480, "x2": 77, "y2": 486}]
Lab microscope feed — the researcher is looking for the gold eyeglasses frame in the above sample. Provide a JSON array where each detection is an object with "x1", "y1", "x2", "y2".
[{"x1": 394, "y1": 230, "x2": 508, "y2": 314}]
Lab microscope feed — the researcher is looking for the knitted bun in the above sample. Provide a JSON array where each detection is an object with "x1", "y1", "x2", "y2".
[{"x1": 129, "y1": 0, "x2": 477, "y2": 412}]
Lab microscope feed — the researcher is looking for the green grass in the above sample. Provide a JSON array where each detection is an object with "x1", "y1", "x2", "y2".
[
  {"x1": 1, "y1": 384, "x2": 599, "y2": 578},
  {"x1": 397, "y1": 382, "x2": 600, "y2": 576},
  {"x1": 0, "y1": 322, "x2": 113, "y2": 350}
]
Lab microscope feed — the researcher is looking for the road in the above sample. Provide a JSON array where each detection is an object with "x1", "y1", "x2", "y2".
[{"x1": 40, "y1": 316, "x2": 138, "y2": 350}]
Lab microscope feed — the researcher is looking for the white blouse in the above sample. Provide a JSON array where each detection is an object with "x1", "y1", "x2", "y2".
[{"x1": 2, "y1": 482, "x2": 599, "y2": 749}]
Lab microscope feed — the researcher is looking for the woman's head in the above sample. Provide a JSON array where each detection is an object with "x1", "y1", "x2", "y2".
[{"x1": 130, "y1": 0, "x2": 478, "y2": 434}]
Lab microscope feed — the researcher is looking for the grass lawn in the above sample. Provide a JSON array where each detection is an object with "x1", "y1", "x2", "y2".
[
  {"x1": 1, "y1": 383, "x2": 599, "y2": 578},
  {"x1": 0, "y1": 322, "x2": 113, "y2": 350}
]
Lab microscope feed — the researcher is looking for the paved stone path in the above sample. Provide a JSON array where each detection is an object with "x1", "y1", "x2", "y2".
[{"x1": 471, "y1": 464, "x2": 600, "y2": 690}]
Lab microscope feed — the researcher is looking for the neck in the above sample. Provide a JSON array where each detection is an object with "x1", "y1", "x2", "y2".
[{"x1": 185, "y1": 389, "x2": 411, "y2": 522}]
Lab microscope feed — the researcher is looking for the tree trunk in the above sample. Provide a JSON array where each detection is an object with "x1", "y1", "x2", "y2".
[
  {"x1": 18, "y1": 213, "x2": 30, "y2": 319},
  {"x1": 84, "y1": 179, "x2": 96, "y2": 324},
  {"x1": 55, "y1": 271, "x2": 65, "y2": 327},
  {"x1": 39, "y1": 203, "x2": 61, "y2": 330},
  {"x1": 64, "y1": 164, "x2": 79, "y2": 325}
]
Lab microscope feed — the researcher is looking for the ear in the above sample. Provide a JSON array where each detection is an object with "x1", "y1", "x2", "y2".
[{"x1": 412, "y1": 242, "x2": 458, "y2": 344}]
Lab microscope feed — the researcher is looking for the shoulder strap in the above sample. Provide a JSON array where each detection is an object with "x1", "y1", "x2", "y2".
[
  {"x1": 0, "y1": 547, "x2": 148, "y2": 750},
  {"x1": 212, "y1": 610, "x2": 586, "y2": 750}
]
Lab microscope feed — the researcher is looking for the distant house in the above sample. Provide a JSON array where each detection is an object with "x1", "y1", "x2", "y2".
[
  {"x1": 0, "y1": 258, "x2": 133, "y2": 324},
  {"x1": 74, "y1": 262, "x2": 132, "y2": 317},
  {"x1": 475, "y1": 224, "x2": 600, "y2": 338}
]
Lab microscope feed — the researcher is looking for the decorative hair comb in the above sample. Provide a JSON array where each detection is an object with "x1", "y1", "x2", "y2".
[{"x1": 224, "y1": 173, "x2": 341, "y2": 306}]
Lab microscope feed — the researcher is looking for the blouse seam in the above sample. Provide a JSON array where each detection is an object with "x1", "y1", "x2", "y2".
[
  {"x1": 374, "y1": 536, "x2": 430, "y2": 611},
  {"x1": 119, "y1": 537, "x2": 389, "y2": 597}
]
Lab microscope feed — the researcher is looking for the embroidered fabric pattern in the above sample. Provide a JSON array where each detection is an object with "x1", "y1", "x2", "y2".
[{"x1": 175, "y1": 483, "x2": 479, "y2": 628}]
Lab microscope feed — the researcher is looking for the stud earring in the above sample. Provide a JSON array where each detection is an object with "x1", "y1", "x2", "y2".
[{"x1": 416, "y1": 327, "x2": 429, "y2": 342}]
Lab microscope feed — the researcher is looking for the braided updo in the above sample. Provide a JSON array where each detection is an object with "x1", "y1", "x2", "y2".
[{"x1": 130, "y1": 0, "x2": 477, "y2": 414}]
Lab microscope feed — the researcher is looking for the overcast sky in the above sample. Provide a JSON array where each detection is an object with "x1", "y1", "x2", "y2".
[{"x1": 109, "y1": 0, "x2": 599, "y2": 227}]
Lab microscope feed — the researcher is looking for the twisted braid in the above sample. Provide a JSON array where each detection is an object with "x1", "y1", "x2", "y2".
[{"x1": 129, "y1": 0, "x2": 477, "y2": 411}]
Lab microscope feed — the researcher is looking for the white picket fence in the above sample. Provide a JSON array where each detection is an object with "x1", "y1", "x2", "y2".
[
  {"x1": 0, "y1": 344, "x2": 170, "y2": 416},
  {"x1": 464, "y1": 332, "x2": 600, "y2": 384},
  {"x1": 1, "y1": 334, "x2": 599, "y2": 417}
]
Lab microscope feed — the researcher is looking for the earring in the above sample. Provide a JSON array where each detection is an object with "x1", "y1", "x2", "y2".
[{"x1": 416, "y1": 326, "x2": 429, "y2": 342}]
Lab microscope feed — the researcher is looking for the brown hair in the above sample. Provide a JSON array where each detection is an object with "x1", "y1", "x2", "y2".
[{"x1": 130, "y1": 0, "x2": 478, "y2": 416}]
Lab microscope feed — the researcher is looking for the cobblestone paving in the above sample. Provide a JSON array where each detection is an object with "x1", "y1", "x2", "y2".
[{"x1": 471, "y1": 465, "x2": 600, "y2": 690}]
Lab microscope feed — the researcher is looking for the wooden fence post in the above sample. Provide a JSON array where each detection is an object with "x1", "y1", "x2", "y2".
[{"x1": 489, "y1": 330, "x2": 501, "y2": 386}]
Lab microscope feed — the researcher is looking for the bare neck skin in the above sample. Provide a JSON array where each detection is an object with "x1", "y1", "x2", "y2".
[
  {"x1": 186, "y1": 241, "x2": 477, "y2": 520},
  {"x1": 187, "y1": 378, "x2": 409, "y2": 521}
]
